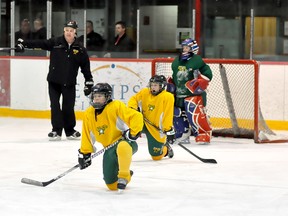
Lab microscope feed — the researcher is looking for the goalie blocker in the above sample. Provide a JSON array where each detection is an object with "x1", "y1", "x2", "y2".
[{"x1": 185, "y1": 74, "x2": 210, "y2": 95}]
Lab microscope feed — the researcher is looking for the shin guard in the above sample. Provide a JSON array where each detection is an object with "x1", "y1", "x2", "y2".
[{"x1": 116, "y1": 141, "x2": 133, "y2": 182}]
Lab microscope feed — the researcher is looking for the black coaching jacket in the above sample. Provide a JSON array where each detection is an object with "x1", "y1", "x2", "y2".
[
  {"x1": 107, "y1": 33, "x2": 136, "y2": 53},
  {"x1": 22, "y1": 36, "x2": 93, "y2": 86}
]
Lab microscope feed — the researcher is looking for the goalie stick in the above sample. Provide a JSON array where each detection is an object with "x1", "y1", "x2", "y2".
[
  {"x1": 21, "y1": 138, "x2": 121, "y2": 187},
  {"x1": 143, "y1": 117, "x2": 217, "y2": 164}
]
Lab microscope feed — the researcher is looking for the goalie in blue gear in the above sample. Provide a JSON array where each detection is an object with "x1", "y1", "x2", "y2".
[{"x1": 169, "y1": 38, "x2": 213, "y2": 144}]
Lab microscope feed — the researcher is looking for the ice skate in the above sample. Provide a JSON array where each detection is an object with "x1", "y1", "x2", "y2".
[
  {"x1": 175, "y1": 131, "x2": 191, "y2": 145},
  {"x1": 164, "y1": 143, "x2": 174, "y2": 158},
  {"x1": 117, "y1": 178, "x2": 128, "y2": 193},
  {"x1": 66, "y1": 131, "x2": 81, "y2": 140},
  {"x1": 117, "y1": 170, "x2": 133, "y2": 193},
  {"x1": 196, "y1": 142, "x2": 210, "y2": 145},
  {"x1": 48, "y1": 131, "x2": 61, "y2": 141},
  {"x1": 179, "y1": 136, "x2": 190, "y2": 144}
]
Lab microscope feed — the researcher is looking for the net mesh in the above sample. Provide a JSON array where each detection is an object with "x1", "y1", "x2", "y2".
[{"x1": 152, "y1": 58, "x2": 288, "y2": 143}]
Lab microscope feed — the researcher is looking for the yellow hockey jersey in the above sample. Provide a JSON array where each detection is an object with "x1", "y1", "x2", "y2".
[
  {"x1": 128, "y1": 88, "x2": 174, "y2": 142},
  {"x1": 80, "y1": 100, "x2": 143, "y2": 154}
]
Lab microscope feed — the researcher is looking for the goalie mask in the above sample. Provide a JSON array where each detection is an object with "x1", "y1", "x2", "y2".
[
  {"x1": 90, "y1": 83, "x2": 112, "y2": 109},
  {"x1": 149, "y1": 75, "x2": 167, "y2": 95},
  {"x1": 181, "y1": 38, "x2": 199, "y2": 61}
]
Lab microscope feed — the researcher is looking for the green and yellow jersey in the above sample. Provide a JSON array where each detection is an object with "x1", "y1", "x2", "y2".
[
  {"x1": 80, "y1": 100, "x2": 143, "y2": 154},
  {"x1": 128, "y1": 87, "x2": 174, "y2": 142}
]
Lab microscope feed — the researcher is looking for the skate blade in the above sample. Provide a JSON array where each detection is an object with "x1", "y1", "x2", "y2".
[{"x1": 118, "y1": 189, "x2": 125, "y2": 194}]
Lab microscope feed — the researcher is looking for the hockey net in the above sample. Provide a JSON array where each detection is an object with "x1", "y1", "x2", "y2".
[{"x1": 152, "y1": 58, "x2": 288, "y2": 143}]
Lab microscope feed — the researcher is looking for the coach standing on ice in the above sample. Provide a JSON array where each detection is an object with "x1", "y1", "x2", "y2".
[{"x1": 15, "y1": 20, "x2": 94, "y2": 141}]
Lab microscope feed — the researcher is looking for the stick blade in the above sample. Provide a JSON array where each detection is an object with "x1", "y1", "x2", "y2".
[
  {"x1": 21, "y1": 178, "x2": 45, "y2": 187},
  {"x1": 178, "y1": 144, "x2": 217, "y2": 164},
  {"x1": 202, "y1": 159, "x2": 217, "y2": 164}
]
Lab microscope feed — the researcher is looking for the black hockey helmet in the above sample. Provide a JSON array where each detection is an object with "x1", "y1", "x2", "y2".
[
  {"x1": 90, "y1": 83, "x2": 113, "y2": 109},
  {"x1": 149, "y1": 75, "x2": 167, "y2": 95}
]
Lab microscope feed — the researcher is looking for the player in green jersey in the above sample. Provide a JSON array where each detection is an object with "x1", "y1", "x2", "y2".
[{"x1": 168, "y1": 38, "x2": 213, "y2": 145}]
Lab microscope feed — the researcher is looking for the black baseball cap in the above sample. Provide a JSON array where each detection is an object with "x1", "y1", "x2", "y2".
[{"x1": 64, "y1": 20, "x2": 78, "y2": 29}]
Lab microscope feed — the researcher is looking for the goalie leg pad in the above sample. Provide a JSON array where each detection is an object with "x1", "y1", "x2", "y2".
[
  {"x1": 184, "y1": 96, "x2": 212, "y2": 143},
  {"x1": 173, "y1": 109, "x2": 190, "y2": 138},
  {"x1": 174, "y1": 106, "x2": 182, "y2": 117}
]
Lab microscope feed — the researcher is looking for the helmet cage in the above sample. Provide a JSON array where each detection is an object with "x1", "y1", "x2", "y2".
[
  {"x1": 90, "y1": 83, "x2": 112, "y2": 109},
  {"x1": 149, "y1": 75, "x2": 167, "y2": 95},
  {"x1": 181, "y1": 38, "x2": 199, "y2": 55}
]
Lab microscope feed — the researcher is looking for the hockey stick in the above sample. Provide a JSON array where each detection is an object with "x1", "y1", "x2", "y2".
[
  {"x1": 143, "y1": 117, "x2": 217, "y2": 164},
  {"x1": 0, "y1": 47, "x2": 16, "y2": 51},
  {"x1": 0, "y1": 47, "x2": 43, "y2": 51},
  {"x1": 178, "y1": 143, "x2": 217, "y2": 163},
  {"x1": 21, "y1": 139, "x2": 121, "y2": 187}
]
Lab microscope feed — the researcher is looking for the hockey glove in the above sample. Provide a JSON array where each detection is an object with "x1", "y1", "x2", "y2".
[
  {"x1": 123, "y1": 129, "x2": 141, "y2": 141},
  {"x1": 166, "y1": 77, "x2": 176, "y2": 94},
  {"x1": 84, "y1": 79, "x2": 94, "y2": 96},
  {"x1": 166, "y1": 128, "x2": 176, "y2": 145},
  {"x1": 78, "y1": 150, "x2": 92, "y2": 170},
  {"x1": 15, "y1": 38, "x2": 25, "y2": 53},
  {"x1": 185, "y1": 74, "x2": 210, "y2": 94}
]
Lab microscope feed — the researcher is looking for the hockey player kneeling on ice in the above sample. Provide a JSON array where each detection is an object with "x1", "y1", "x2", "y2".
[
  {"x1": 170, "y1": 38, "x2": 213, "y2": 145},
  {"x1": 78, "y1": 83, "x2": 143, "y2": 191},
  {"x1": 128, "y1": 75, "x2": 175, "y2": 160}
]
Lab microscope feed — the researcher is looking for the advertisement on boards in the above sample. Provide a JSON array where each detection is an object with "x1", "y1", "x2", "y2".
[{"x1": 75, "y1": 60, "x2": 151, "y2": 111}]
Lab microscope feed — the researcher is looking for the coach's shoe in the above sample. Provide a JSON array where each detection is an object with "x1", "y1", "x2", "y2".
[
  {"x1": 48, "y1": 131, "x2": 61, "y2": 141},
  {"x1": 66, "y1": 131, "x2": 81, "y2": 140},
  {"x1": 164, "y1": 143, "x2": 174, "y2": 158}
]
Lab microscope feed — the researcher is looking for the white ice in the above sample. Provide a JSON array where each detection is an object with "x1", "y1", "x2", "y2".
[{"x1": 0, "y1": 117, "x2": 288, "y2": 216}]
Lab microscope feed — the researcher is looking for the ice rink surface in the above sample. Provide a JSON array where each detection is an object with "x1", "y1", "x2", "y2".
[{"x1": 1, "y1": 117, "x2": 288, "y2": 216}]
